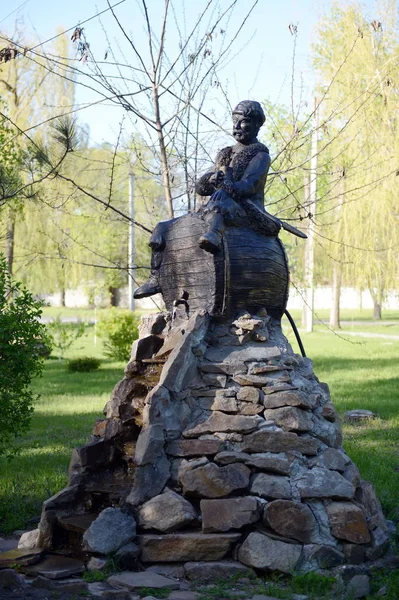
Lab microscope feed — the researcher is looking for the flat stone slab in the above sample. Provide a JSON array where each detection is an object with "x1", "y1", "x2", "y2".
[
  {"x1": 0, "y1": 547, "x2": 44, "y2": 567},
  {"x1": 24, "y1": 555, "x2": 85, "y2": 579},
  {"x1": 241, "y1": 430, "x2": 319, "y2": 456},
  {"x1": 108, "y1": 571, "x2": 180, "y2": 590},
  {"x1": 184, "y1": 560, "x2": 252, "y2": 581},
  {"x1": 0, "y1": 538, "x2": 18, "y2": 553},
  {"x1": 139, "y1": 533, "x2": 241, "y2": 562},
  {"x1": 204, "y1": 344, "x2": 281, "y2": 366},
  {"x1": 344, "y1": 409, "x2": 377, "y2": 422},
  {"x1": 58, "y1": 513, "x2": 98, "y2": 533}
]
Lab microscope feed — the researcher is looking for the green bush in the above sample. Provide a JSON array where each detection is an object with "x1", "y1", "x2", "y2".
[
  {"x1": 47, "y1": 316, "x2": 86, "y2": 359},
  {"x1": 0, "y1": 255, "x2": 46, "y2": 457},
  {"x1": 97, "y1": 309, "x2": 139, "y2": 362},
  {"x1": 67, "y1": 356, "x2": 101, "y2": 372}
]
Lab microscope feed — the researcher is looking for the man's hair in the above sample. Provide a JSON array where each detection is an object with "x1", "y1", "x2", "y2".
[{"x1": 232, "y1": 100, "x2": 266, "y2": 128}]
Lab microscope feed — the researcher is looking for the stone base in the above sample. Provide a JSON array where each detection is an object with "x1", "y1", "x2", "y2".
[{"x1": 35, "y1": 309, "x2": 391, "y2": 576}]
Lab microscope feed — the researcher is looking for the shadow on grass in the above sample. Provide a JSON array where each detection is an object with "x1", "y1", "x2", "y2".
[{"x1": 33, "y1": 359, "x2": 124, "y2": 397}]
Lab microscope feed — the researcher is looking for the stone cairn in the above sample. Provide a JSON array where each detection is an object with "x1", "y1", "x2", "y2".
[{"x1": 33, "y1": 307, "x2": 392, "y2": 581}]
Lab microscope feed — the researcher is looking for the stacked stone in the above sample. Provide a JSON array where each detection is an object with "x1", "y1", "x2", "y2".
[{"x1": 36, "y1": 308, "x2": 391, "y2": 578}]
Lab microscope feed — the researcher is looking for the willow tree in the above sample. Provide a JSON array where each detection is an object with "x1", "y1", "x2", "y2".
[{"x1": 311, "y1": 0, "x2": 399, "y2": 322}]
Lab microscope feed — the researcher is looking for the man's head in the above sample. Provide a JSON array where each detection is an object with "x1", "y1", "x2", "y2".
[{"x1": 232, "y1": 100, "x2": 265, "y2": 144}]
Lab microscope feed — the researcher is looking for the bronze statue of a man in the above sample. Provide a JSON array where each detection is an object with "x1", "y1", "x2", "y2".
[
  {"x1": 134, "y1": 100, "x2": 280, "y2": 300},
  {"x1": 195, "y1": 99, "x2": 280, "y2": 254}
]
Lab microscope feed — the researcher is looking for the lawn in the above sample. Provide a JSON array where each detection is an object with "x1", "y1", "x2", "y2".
[{"x1": 0, "y1": 313, "x2": 398, "y2": 557}]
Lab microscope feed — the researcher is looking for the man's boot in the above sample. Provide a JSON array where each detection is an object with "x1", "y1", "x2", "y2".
[{"x1": 199, "y1": 213, "x2": 225, "y2": 254}]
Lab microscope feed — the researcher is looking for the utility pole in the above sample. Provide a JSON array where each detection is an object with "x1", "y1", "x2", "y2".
[
  {"x1": 128, "y1": 172, "x2": 136, "y2": 311},
  {"x1": 305, "y1": 99, "x2": 318, "y2": 332}
]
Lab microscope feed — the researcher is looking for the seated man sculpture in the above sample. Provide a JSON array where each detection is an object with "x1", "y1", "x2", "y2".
[{"x1": 134, "y1": 100, "x2": 285, "y2": 300}]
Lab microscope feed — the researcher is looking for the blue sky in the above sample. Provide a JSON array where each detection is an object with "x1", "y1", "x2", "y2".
[{"x1": 0, "y1": 0, "x2": 378, "y2": 144}]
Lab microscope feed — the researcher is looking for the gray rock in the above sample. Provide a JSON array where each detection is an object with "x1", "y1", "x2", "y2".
[
  {"x1": 344, "y1": 410, "x2": 376, "y2": 422},
  {"x1": 0, "y1": 547, "x2": 44, "y2": 568},
  {"x1": 141, "y1": 386, "x2": 181, "y2": 437},
  {"x1": 355, "y1": 480, "x2": 388, "y2": 532},
  {"x1": 213, "y1": 450, "x2": 250, "y2": 465},
  {"x1": 305, "y1": 500, "x2": 339, "y2": 546},
  {"x1": 18, "y1": 529, "x2": 40, "y2": 550},
  {"x1": 308, "y1": 448, "x2": 347, "y2": 472},
  {"x1": 366, "y1": 527, "x2": 390, "y2": 560},
  {"x1": 202, "y1": 373, "x2": 227, "y2": 387},
  {"x1": 159, "y1": 312, "x2": 209, "y2": 393},
  {"x1": 321, "y1": 402, "x2": 337, "y2": 422},
  {"x1": 201, "y1": 497, "x2": 260, "y2": 532},
  {"x1": 238, "y1": 531, "x2": 301, "y2": 573},
  {"x1": 88, "y1": 581, "x2": 131, "y2": 599},
  {"x1": 139, "y1": 490, "x2": 197, "y2": 532},
  {"x1": 24, "y1": 555, "x2": 85, "y2": 579},
  {"x1": 139, "y1": 532, "x2": 241, "y2": 562},
  {"x1": 343, "y1": 463, "x2": 361, "y2": 488},
  {"x1": 83, "y1": 508, "x2": 136, "y2": 553},
  {"x1": 115, "y1": 542, "x2": 140, "y2": 569},
  {"x1": 241, "y1": 429, "x2": 319, "y2": 456},
  {"x1": 108, "y1": 571, "x2": 180, "y2": 590},
  {"x1": 171, "y1": 457, "x2": 209, "y2": 485},
  {"x1": 168, "y1": 591, "x2": 199, "y2": 600},
  {"x1": 135, "y1": 424, "x2": 165, "y2": 466},
  {"x1": 126, "y1": 454, "x2": 170, "y2": 507},
  {"x1": 184, "y1": 560, "x2": 252, "y2": 581},
  {"x1": 326, "y1": 502, "x2": 370, "y2": 544},
  {"x1": 346, "y1": 574, "x2": 371, "y2": 598},
  {"x1": 209, "y1": 395, "x2": 238, "y2": 412},
  {"x1": 181, "y1": 462, "x2": 250, "y2": 497},
  {"x1": 311, "y1": 414, "x2": 342, "y2": 448},
  {"x1": 239, "y1": 403, "x2": 265, "y2": 415},
  {"x1": 343, "y1": 543, "x2": 366, "y2": 565},
  {"x1": 232, "y1": 316, "x2": 264, "y2": 331},
  {"x1": 249, "y1": 473, "x2": 291, "y2": 500},
  {"x1": 138, "y1": 313, "x2": 167, "y2": 338},
  {"x1": 296, "y1": 467, "x2": 355, "y2": 499},
  {"x1": 214, "y1": 450, "x2": 291, "y2": 475},
  {"x1": 263, "y1": 390, "x2": 316, "y2": 410},
  {"x1": 237, "y1": 387, "x2": 262, "y2": 403},
  {"x1": 130, "y1": 335, "x2": 164, "y2": 362},
  {"x1": 200, "y1": 361, "x2": 246, "y2": 376},
  {"x1": 264, "y1": 407, "x2": 313, "y2": 432},
  {"x1": 30, "y1": 576, "x2": 57, "y2": 590},
  {"x1": 167, "y1": 439, "x2": 223, "y2": 457},
  {"x1": 263, "y1": 500, "x2": 317, "y2": 542},
  {"x1": 145, "y1": 564, "x2": 186, "y2": 579},
  {"x1": 0, "y1": 569, "x2": 27, "y2": 589},
  {"x1": 88, "y1": 557, "x2": 107, "y2": 571},
  {"x1": 183, "y1": 412, "x2": 263, "y2": 437},
  {"x1": 204, "y1": 344, "x2": 281, "y2": 368},
  {"x1": 298, "y1": 544, "x2": 344, "y2": 572}
]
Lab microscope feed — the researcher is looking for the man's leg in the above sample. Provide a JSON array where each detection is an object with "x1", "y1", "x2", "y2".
[{"x1": 133, "y1": 220, "x2": 172, "y2": 299}]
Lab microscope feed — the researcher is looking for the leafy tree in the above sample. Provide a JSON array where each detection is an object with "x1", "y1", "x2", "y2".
[
  {"x1": 0, "y1": 254, "x2": 46, "y2": 457},
  {"x1": 312, "y1": 0, "x2": 399, "y2": 321}
]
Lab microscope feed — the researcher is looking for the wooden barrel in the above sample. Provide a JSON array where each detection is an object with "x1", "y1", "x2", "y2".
[{"x1": 158, "y1": 212, "x2": 289, "y2": 320}]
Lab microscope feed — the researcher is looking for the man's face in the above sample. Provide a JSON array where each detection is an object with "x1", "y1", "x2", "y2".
[{"x1": 232, "y1": 113, "x2": 258, "y2": 144}]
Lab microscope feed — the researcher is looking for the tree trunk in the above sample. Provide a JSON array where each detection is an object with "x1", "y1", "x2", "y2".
[
  {"x1": 153, "y1": 84, "x2": 174, "y2": 218},
  {"x1": 5, "y1": 209, "x2": 16, "y2": 275},
  {"x1": 329, "y1": 261, "x2": 342, "y2": 328},
  {"x1": 109, "y1": 286, "x2": 118, "y2": 307},
  {"x1": 369, "y1": 287, "x2": 382, "y2": 320},
  {"x1": 60, "y1": 287, "x2": 66, "y2": 307},
  {"x1": 373, "y1": 299, "x2": 382, "y2": 320}
]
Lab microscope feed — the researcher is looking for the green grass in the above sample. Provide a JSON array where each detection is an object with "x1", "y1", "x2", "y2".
[
  {"x1": 0, "y1": 327, "x2": 125, "y2": 533},
  {"x1": 197, "y1": 573, "x2": 338, "y2": 600}
]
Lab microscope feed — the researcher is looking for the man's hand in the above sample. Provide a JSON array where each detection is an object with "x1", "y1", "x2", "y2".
[{"x1": 209, "y1": 170, "x2": 225, "y2": 187}]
